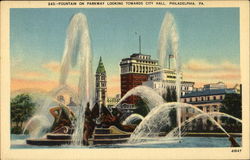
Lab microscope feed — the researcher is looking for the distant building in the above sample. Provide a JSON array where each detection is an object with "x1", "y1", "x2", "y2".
[
  {"x1": 142, "y1": 68, "x2": 195, "y2": 96},
  {"x1": 96, "y1": 57, "x2": 107, "y2": 107},
  {"x1": 67, "y1": 97, "x2": 77, "y2": 107},
  {"x1": 106, "y1": 97, "x2": 120, "y2": 107},
  {"x1": 180, "y1": 82, "x2": 238, "y2": 131},
  {"x1": 120, "y1": 53, "x2": 160, "y2": 104},
  {"x1": 203, "y1": 81, "x2": 226, "y2": 90},
  {"x1": 116, "y1": 103, "x2": 137, "y2": 119},
  {"x1": 67, "y1": 97, "x2": 77, "y2": 113},
  {"x1": 57, "y1": 95, "x2": 65, "y2": 104}
]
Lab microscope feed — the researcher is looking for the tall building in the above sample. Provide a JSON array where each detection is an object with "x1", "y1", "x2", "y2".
[
  {"x1": 142, "y1": 68, "x2": 194, "y2": 96},
  {"x1": 120, "y1": 53, "x2": 160, "y2": 104},
  {"x1": 96, "y1": 57, "x2": 107, "y2": 107}
]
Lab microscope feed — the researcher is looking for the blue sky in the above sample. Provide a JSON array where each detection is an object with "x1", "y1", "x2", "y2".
[{"x1": 10, "y1": 8, "x2": 240, "y2": 96}]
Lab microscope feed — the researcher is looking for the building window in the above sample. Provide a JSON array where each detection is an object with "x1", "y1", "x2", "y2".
[
  {"x1": 207, "y1": 96, "x2": 210, "y2": 101},
  {"x1": 206, "y1": 106, "x2": 210, "y2": 112},
  {"x1": 213, "y1": 105, "x2": 217, "y2": 112},
  {"x1": 198, "y1": 106, "x2": 203, "y2": 111},
  {"x1": 213, "y1": 96, "x2": 216, "y2": 100},
  {"x1": 220, "y1": 95, "x2": 223, "y2": 100},
  {"x1": 196, "y1": 97, "x2": 198, "y2": 102},
  {"x1": 214, "y1": 117, "x2": 218, "y2": 122},
  {"x1": 201, "y1": 97, "x2": 204, "y2": 101}
]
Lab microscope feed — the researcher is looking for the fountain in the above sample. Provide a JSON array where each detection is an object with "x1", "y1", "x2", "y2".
[
  {"x1": 167, "y1": 112, "x2": 242, "y2": 138},
  {"x1": 25, "y1": 13, "x2": 94, "y2": 146},
  {"x1": 115, "y1": 86, "x2": 165, "y2": 110},
  {"x1": 23, "y1": 84, "x2": 78, "y2": 137},
  {"x1": 122, "y1": 114, "x2": 144, "y2": 125},
  {"x1": 22, "y1": 12, "x2": 241, "y2": 148},
  {"x1": 129, "y1": 102, "x2": 242, "y2": 145},
  {"x1": 157, "y1": 12, "x2": 182, "y2": 138}
]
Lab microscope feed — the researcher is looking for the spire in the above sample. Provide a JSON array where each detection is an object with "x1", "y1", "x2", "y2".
[{"x1": 96, "y1": 56, "x2": 106, "y2": 73}]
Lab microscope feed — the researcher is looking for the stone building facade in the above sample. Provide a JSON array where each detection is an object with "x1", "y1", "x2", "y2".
[
  {"x1": 142, "y1": 68, "x2": 195, "y2": 96},
  {"x1": 180, "y1": 82, "x2": 238, "y2": 131}
]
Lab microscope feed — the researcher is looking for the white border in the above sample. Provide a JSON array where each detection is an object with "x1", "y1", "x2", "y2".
[{"x1": 1, "y1": 1, "x2": 249, "y2": 159}]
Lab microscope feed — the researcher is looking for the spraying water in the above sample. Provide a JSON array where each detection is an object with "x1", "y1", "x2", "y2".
[
  {"x1": 115, "y1": 86, "x2": 165, "y2": 110},
  {"x1": 167, "y1": 112, "x2": 242, "y2": 138},
  {"x1": 59, "y1": 13, "x2": 94, "y2": 145},
  {"x1": 23, "y1": 13, "x2": 94, "y2": 146},
  {"x1": 157, "y1": 12, "x2": 182, "y2": 138},
  {"x1": 122, "y1": 113, "x2": 144, "y2": 125},
  {"x1": 129, "y1": 102, "x2": 233, "y2": 144},
  {"x1": 23, "y1": 85, "x2": 78, "y2": 137}
]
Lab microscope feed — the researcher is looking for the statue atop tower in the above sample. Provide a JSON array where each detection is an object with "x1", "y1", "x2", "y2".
[{"x1": 95, "y1": 57, "x2": 107, "y2": 107}]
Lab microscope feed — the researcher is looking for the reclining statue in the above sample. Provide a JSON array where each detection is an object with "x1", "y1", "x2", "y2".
[{"x1": 50, "y1": 104, "x2": 76, "y2": 134}]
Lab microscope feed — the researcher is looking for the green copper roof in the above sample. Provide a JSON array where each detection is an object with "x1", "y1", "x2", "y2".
[{"x1": 96, "y1": 57, "x2": 106, "y2": 73}]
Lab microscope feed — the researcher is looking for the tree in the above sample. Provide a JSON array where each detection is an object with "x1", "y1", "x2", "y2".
[
  {"x1": 220, "y1": 93, "x2": 242, "y2": 132},
  {"x1": 171, "y1": 88, "x2": 177, "y2": 102},
  {"x1": 220, "y1": 93, "x2": 241, "y2": 120},
  {"x1": 11, "y1": 94, "x2": 36, "y2": 133},
  {"x1": 134, "y1": 98, "x2": 150, "y2": 117},
  {"x1": 163, "y1": 87, "x2": 172, "y2": 102},
  {"x1": 163, "y1": 87, "x2": 177, "y2": 129}
]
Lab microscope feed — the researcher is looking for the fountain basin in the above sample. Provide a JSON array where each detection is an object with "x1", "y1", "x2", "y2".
[
  {"x1": 185, "y1": 132, "x2": 242, "y2": 137},
  {"x1": 93, "y1": 126, "x2": 131, "y2": 145},
  {"x1": 26, "y1": 126, "x2": 132, "y2": 146}
]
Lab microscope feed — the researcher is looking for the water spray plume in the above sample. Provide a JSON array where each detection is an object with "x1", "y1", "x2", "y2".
[
  {"x1": 129, "y1": 102, "x2": 239, "y2": 144},
  {"x1": 122, "y1": 114, "x2": 144, "y2": 125},
  {"x1": 115, "y1": 86, "x2": 165, "y2": 110},
  {"x1": 24, "y1": 13, "x2": 94, "y2": 146}
]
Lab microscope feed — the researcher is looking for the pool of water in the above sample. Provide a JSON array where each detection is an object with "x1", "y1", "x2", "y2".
[{"x1": 11, "y1": 134, "x2": 242, "y2": 149}]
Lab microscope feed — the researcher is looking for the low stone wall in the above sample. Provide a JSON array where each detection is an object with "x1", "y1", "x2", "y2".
[{"x1": 185, "y1": 132, "x2": 242, "y2": 137}]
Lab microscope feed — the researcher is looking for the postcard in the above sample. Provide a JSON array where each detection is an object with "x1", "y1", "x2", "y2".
[{"x1": 1, "y1": 1, "x2": 249, "y2": 159}]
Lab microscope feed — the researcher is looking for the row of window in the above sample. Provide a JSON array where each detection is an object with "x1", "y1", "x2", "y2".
[
  {"x1": 121, "y1": 59, "x2": 157, "y2": 65},
  {"x1": 183, "y1": 117, "x2": 219, "y2": 123},
  {"x1": 96, "y1": 75, "x2": 106, "y2": 80},
  {"x1": 153, "y1": 84, "x2": 193, "y2": 91},
  {"x1": 185, "y1": 105, "x2": 220, "y2": 113},
  {"x1": 136, "y1": 60, "x2": 157, "y2": 64},
  {"x1": 137, "y1": 55, "x2": 150, "y2": 60},
  {"x1": 182, "y1": 95, "x2": 224, "y2": 103},
  {"x1": 96, "y1": 82, "x2": 106, "y2": 87}
]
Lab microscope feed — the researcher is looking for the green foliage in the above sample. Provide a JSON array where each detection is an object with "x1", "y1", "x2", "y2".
[
  {"x1": 11, "y1": 126, "x2": 23, "y2": 134},
  {"x1": 163, "y1": 87, "x2": 177, "y2": 129},
  {"x1": 164, "y1": 87, "x2": 172, "y2": 102},
  {"x1": 169, "y1": 108, "x2": 177, "y2": 127},
  {"x1": 11, "y1": 94, "x2": 36, "y2": 133},
  {"x1": 163, "y1": 87, "x2": 177, "y2": 102},
  {"x1": 220, "y1": 93, "x2": 242, "y2": 125},
  {"x1": 171, "y1": 88, "x2": 177, "y2": 102},
  {"x1": 134, "y1": 98, "x2": 150, "y2": 117}
]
